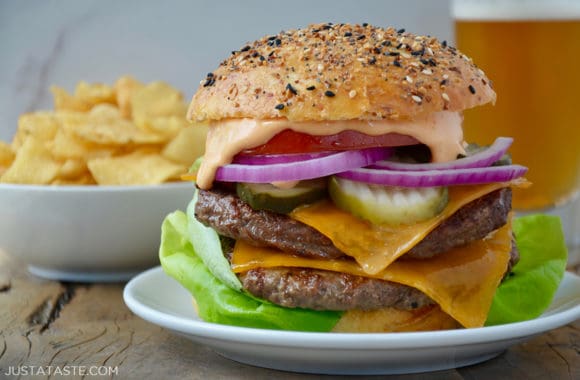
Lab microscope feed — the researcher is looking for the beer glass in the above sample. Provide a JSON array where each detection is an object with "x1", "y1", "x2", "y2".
[{"x1": 453, "y1": 0, "x2": 580, "y2": 262}]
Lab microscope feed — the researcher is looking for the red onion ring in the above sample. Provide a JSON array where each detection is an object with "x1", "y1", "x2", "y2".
[
  {"x1": 336, "y1": 164, "x2": 528, "y2": 187},
  {"x1": 216, "y1": 148, "x2": 392, "y2": 183},
  {"x1": 371, "y1": 137, "x2": 514, "y2": 171}
]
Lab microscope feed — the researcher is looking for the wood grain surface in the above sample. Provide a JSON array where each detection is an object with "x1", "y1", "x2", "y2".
[{"x1": 0, "y1": 250, "x2": 578, "y2": 380}]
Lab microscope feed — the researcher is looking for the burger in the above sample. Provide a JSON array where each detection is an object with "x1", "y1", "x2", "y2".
[{"x1": 160, "y1": 23, "x2": 567, "y2": 332}]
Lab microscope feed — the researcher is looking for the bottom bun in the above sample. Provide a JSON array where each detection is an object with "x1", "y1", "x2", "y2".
[
  {"x1": 332, "y1": 305, "x2": 460, "y2": 333},
  {"x1": 194, "y1": 297, "x2": 460, "y2": 332}
]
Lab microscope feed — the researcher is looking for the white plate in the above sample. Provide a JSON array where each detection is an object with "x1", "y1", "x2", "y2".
[{"x1": 124, "y1": 267, "x2": 580, "y2": 375}]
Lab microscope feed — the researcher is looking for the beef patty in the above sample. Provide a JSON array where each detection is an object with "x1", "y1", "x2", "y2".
[
  {"x1": 238, "y1": 242, "x2": 519, "y2": 311},
  {"x1": 195, "y1": 187, "x2": 512, "y2": 260}
]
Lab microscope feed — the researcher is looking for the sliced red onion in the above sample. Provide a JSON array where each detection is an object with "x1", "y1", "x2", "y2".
[
  {"x1": 233, "y1": 152, "x2": 334, "y2": 165},
  {"x1": 336, "y1": 165, "x2": 528, "y2": 187},
  {"x1": 216, "y1": 148, "x2": 392, "y2": 183},
  {"x1": 371, "y1": 137, "x2": 514, "y2": 171}
]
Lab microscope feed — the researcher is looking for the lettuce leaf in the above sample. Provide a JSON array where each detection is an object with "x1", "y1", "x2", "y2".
[
  {"x1": 159, "y1": 208, "x2": 341, "y2": 331},
  {"x1": 186, "y1": 191, "x2": 242, "y2": 291},
  {"x1": 485, "y1": 214, "x2": 568, "y2": 325}
]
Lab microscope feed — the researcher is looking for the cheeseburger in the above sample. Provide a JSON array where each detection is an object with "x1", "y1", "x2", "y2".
[{"x1": 160, "y1": 23, "x2": 565, "y2": 332}]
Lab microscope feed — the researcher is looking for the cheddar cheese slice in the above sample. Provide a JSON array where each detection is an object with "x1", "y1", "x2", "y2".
[
  {"x1": 232, "y1": 218, "x2": 512, "y2": 328},
  {"x1": 290, "y1": 182, "x2": 512, "y2": 275}
]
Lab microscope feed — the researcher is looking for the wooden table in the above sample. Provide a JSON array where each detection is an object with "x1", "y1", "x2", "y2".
[{"x1": 1, "y1": 250, "x2": 578, "y2": 380}]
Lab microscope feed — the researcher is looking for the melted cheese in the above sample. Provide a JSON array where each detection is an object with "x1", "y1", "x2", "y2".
[
  {"x1": 232, "y1": 217, "x2": 513, "y2": 328},
  {"x1": 290, "y1": 182, "x2": 510, "y2": 275},
  {"x1": 197, "y1": 111, "x2": 464, "y2": 189}
]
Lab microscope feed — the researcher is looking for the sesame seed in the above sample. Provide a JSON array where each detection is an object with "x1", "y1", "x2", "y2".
[
  {"x1": 468, "y1": 84, "x2": 476, "y2": 94},
  {"x1": 388, "y1": 51, "x2": 400, "y2": 56},
  {"x1": 426, "y1": 47, "x2": 434, "y2": 55},
  {"x1": 203, "y1": 78, "x2": 215, "y2": 87},
  {"x1": 317, "y1": 63, "x2": 324, "y2": 72},
  {"x1": 286, "y1": 83, "x2": 298, "y2": 95},
  {"x1": 275, "y1": 103, "x2": 285, "y2": 110},
  {"x1": 442, "y1": 93, "x2": 450, "y2": 101},
  {"x1": 401, "y1": 52, "x2": 411, "y2": 59},
  {"x1": 393, "y1": 60, "x2": 401, "y2": 67},
  {"x1": 357, "y1": 35, "x2": 366, "y2": 40},
  {"x1": 422, "y1": 68, "x2": 433, "y2": 75},
  {"x1": 368, "y1": 57, "x2": 377, "y2": 65},
  {"x1": 442, "y1": 40, "x2": 448, "y2": 48},
  {"x1": 443, "y1": 74, "x2": 449, "y2": 79},
  {"x1": 405, "y1": 76, "x2": 413, "y2": 83},
  {"x1": 362, "y1": 22, "x2": 369, "y2": 27},
  {"x1": 412, "y1": 95, "x2": 422, "y2": 103},
  {"x1": 240, "y1": 45, "x2": 251, "y2": 52},
  {"x1": 306, "y1": 85, "x2": 316, "y2": 91},
  {"x1": 349, "y1": 90, "x2": 357, "y2": 98},
  {"x1": 410, "y1": 62, "x2": 420, "y2": 67},
  {"x1": 324, "y1": 90, "x2": 336, "y2": 97},
  {"x1": 397, "y1": 28, "x2": 405, "y2": 33},
  {"x1": 344, "y1": 31, "x2": 352, "y2": 37}
]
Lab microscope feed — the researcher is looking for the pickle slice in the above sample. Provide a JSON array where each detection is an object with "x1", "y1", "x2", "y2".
[
  {"x1": 236, "y1": 179, "x2": 327, "y2": 214},
  {"x1": 329, "y1": 177, "x2": 448, "y2": 225}
]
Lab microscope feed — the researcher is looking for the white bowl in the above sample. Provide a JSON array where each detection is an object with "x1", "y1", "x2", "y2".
[{"x1": 0, "y1": 182, "x2": 194, "y2": 282}]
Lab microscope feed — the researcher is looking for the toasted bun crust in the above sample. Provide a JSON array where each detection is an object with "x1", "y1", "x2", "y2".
[
  {"x1": 188, "y1": 23, "x2": 496, "y2": 122},
  {"x1": 332, "y1": 305, "x2": 460, "y2": 332}
]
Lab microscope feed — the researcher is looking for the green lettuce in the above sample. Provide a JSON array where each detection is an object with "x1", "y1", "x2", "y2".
[
  {"x1": 485, "y1": 214, "x2": 568, "y2": 325},
  {"x1": 185, "y1": 191, "x2": 242, "y2": 291},
  {"x1": 159, "y1": 198, "x2": 341, "y2": 331},
  {"x1": 160, "y1": 193, "x2": 568, "y2": 331}
]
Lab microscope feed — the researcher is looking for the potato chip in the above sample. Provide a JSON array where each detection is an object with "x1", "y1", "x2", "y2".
[
  {"x1": 0, "y1": 137, "x2": 61, "y2": 184},
  {"x1": 72, "y1": 104, "x2": 167, "y2": 145},
  {"x1": 51, "y1": 173, "x2": 96, "y2": 186},
  {"x1": 0, "y1": 141, "x2": 15, "y2": 176},
  {"x1": 114, "y1": 76, "x2": 144, "y2": 119},
  {"x1": 142, "y1": 116, "x2": 188, "y2": 140},
  {"x1": 87, "y1": 151, "x2": 186, "y2": 185},
  {"x1": 0, "y1": 141, "x2": 15, "y2": 164},
  {"x1": 162, "y1": 123, "x2": 208, "y2": 165},
  {"x1": 51, "y1": 86, "x2": 92, "y2": 112},
  {"x1": 74, "y1": 81, "x2": 116, "y2": 107},
  {"x1": 57, "y1": 158, "x2": 88, "y2": 180},
  {"x1": 12, "y1": 112, "x2": 60, "y2": 150},
  {"x1": 131, "y1": 82, "x2": 188, "y2": 129}
]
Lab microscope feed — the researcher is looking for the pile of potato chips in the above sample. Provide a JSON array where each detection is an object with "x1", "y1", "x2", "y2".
[{"x1": 0, "y1": 76, "x2": 207, "y2": 185}]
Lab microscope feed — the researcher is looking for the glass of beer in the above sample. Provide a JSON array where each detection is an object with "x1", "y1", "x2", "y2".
[{"x1": 453, "y1": 0, "x2": 580, "y2": 261}]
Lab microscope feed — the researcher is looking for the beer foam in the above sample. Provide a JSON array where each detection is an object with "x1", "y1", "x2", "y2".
[{"x1": 453, "y1": 0, "x2": 580, "y2": 20}]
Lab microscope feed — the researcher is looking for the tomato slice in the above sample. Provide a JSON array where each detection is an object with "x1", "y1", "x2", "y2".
[{"x1": 242, "y1": 130, "x2": 420, "y2": 155}]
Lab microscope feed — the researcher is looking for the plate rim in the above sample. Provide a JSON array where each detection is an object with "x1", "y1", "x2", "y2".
[{"x1": 123, "y1": 266, "x2": 580, "y2": 350}]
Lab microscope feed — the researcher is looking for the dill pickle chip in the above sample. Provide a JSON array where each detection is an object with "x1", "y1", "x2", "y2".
[
  {"x1": 237, "y1": 179, "x2": 327, "y2": 214},
  {"x1": 329, "y1": 176, "x2": 448, "y2": 225}
]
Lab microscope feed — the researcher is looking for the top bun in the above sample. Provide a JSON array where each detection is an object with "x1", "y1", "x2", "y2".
[{"x1": 188, "y1": 23, "x2": 495, "y2": 122}]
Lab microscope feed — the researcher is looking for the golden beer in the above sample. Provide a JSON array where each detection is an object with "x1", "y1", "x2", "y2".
[{"x1": 454, "y1": 2, "x2": 580, "y2": 210}]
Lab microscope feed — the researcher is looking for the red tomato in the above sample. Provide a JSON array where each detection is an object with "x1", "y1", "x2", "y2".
[{"x1": 242, "y1": 130, "x2": 420, "y2": 155}]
